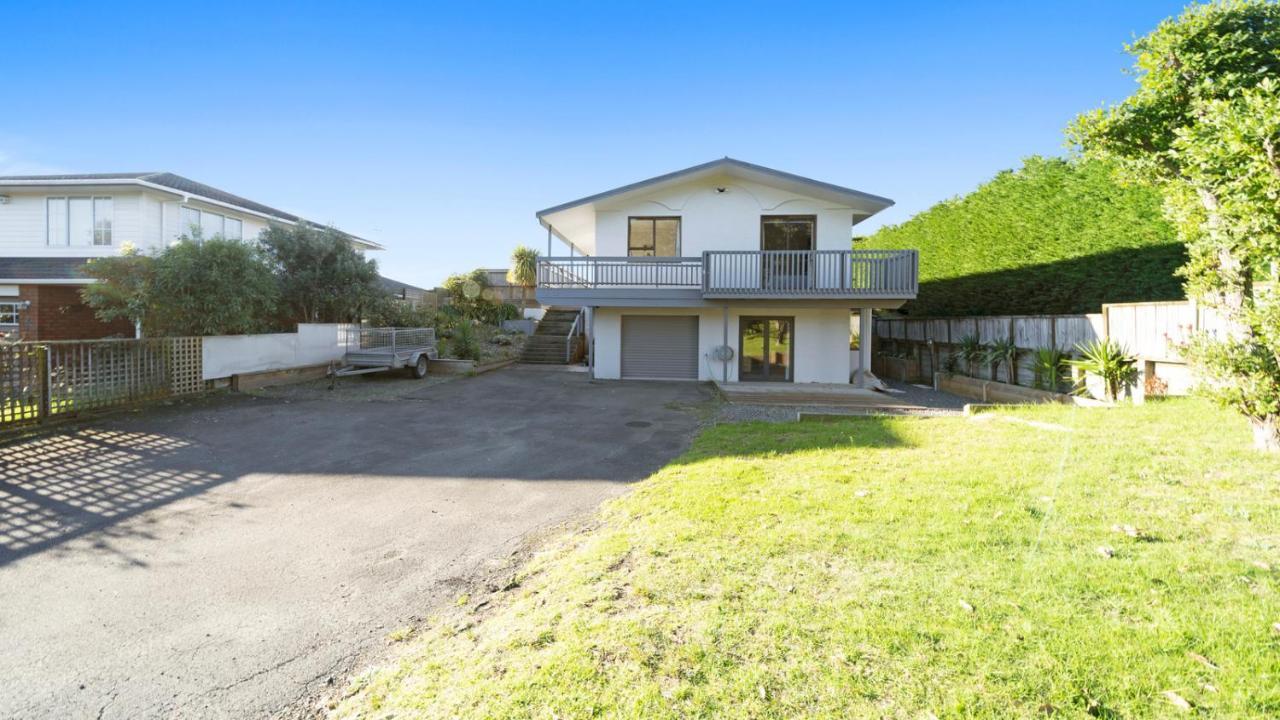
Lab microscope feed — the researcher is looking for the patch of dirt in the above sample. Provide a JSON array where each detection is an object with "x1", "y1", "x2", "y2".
[{"x1": 249, "y1": 372, "x2": 457, "y2": 403}]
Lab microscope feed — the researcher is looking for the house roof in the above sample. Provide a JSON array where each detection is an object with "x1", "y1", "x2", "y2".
[
  {"x1": 536, "y1": 157, "x2": 895, "y2": 220},
  {"x1": 0, "y1": 257, "x2": 95, "y2": 281},
  {"x1": 378, "y1": 275, "x2": 429, "y2": 296},
  {"x1": 0, "y1": 172, "x2": 383, "y2": 250}
]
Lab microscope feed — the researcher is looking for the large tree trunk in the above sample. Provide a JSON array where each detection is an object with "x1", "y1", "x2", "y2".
[{"x1": 1252, "y1": 415, "x2": 1280, "y2": 453}]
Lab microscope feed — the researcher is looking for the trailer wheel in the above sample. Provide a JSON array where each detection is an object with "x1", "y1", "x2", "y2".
[{"x1": 411, "y1": 355, "x2": 429, "y2": 379}]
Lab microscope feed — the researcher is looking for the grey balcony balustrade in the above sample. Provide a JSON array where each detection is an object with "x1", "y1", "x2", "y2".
[{"x1": 536, "y1": 250, "x2": 918, "y2": 300}]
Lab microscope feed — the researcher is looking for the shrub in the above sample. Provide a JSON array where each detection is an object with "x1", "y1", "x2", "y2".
[
  {"x1": 83, "y1": 236, "x2": 279, "y2": 336},
  {"x1": 985, "y1": 338, "x2": 1020, "y2": 385},
  {"x1": 1032, "y1": 347, "x2": 1068, "y2": 393},
  {"x1": 259, "y1": 223, "x2": 381, "y2": 323},
  {"x1": 861, "y1": 156, "x2": 1182, "y2": 316},
  {"x1": 446, "y1": 321, "x2": 481, "y2": 361},
  {"x1": 1069, "y1": 339, "x2": 1137, "y2": 402},
  {"x1": 956, "y1": 335, "x2": 986, "y2": 378}
]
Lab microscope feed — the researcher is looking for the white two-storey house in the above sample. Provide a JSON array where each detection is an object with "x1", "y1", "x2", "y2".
[
  {"x1": 0, "y1": 172, "x2": 382, "y2": 340},
  {"x1": 535, "y1": 158, "x2": 918, "y2": 386}
]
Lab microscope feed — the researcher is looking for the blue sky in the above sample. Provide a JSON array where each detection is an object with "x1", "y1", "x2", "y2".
[{"x1": 2, "y1": 1, "x2": 1188, "y2": 287}]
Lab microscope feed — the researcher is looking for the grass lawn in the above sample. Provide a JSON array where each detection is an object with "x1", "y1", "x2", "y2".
[{"x1": 334, "y1": 399, "x2": 1280, "y2": 719}]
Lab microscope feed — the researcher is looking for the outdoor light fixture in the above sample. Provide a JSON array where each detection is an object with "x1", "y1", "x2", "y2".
[{"x1": 715, "y1": 187, "x2": 727, "y2": 193}]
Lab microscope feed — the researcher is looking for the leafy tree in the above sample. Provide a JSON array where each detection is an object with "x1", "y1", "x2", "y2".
[
  {"x1": 1069, "y1": 0, "x2": 1280, "y2": 450},
  {"x1": 81, "y1": 246, "x2": 154, "y2": 332},
  {"x1": 364, "y1": 294, "x2": 435, "y2": 328},
  {"x1": 507, "y1": 245, "x2": 540, "y2": 310},
  {"x1": 84, "y1": 234, "x2": 279, "y2": 336},
  {"x1": 862, "y1": 156, "x2": 1180, "y2": 315},
  {"x1": 259, "y1": 223, "x2": 382, "y2": 323},
  {"x1": 441, "y1": 269, "x2": 493, "y2": 320}
]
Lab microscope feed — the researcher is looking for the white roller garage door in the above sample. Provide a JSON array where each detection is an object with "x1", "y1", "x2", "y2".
[{"x1": 621, "y1": 315, "x2": 699, "y2": 380}]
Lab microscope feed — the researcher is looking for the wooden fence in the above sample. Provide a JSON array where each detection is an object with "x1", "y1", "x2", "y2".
[
  {"x1": 873, "y1": 299, "x2": 1226, "y2": 392},
  {"x1": 0, "y1": 337, "x2": 203, "y2": 430}
]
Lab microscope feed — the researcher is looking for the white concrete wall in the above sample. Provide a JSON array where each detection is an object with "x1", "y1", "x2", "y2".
[
  {"x1": 591, "y1": 176, "x2": 858, "y2": 257},
  {"x1": 592, "y1": 306, "x2": 852, "y2": 383},
  {"x1": 202, "y1": 323, "x2": 357, "y2": 380}
]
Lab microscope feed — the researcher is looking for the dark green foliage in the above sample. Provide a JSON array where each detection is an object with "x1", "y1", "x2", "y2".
[
  {"x1": 364, "y1": 296, "x2": 435, "y2": 328},
  {"x1": 447, "y1": 321, "x2": 481, "y2": 361},
  {"x1": 84, "y1": 236, "x2": 279, "y2": 336},
  {"x1": 259, "y1": 223, "x2": 382, "y2": 323},
  {"x1": 1032, "y1": 347, "x2": 1068, "y2": 393},
  {"x1": 442, "y1": 270, "x2": 522, "y2": 326},
  {"x1": 862, "y1": 157, "x2": 1183, "y2": 316}
]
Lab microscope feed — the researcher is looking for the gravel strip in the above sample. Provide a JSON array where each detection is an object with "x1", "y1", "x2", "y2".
[{"x1": 712, "y1": 379, "x2": 969, "y2": 424}]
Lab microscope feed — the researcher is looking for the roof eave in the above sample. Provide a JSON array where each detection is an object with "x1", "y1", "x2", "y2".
[{"x1": 535, "y1": 157, "x2": 895, "y2": 219}]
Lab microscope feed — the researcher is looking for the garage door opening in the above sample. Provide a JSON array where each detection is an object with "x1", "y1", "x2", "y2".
[{"x1": 621, "y1": 315, "x2": 699, "y2": 380}]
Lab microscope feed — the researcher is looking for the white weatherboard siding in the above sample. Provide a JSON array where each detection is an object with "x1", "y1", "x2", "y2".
[
  {"x1": 0, "y1": 188, "x2": 274, "y2": 257},
  {"x1": 592, "y1": 306, "x2": 852, "y2": 383},
  {"x1": 590, "y1": 177, "x2": 859, "y2": 257}
]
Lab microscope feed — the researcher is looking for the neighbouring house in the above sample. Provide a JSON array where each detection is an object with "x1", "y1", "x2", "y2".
[
  {"x1": 379, "y1": 275, "x2": 435, "y2": 308},
  {"x1": 480, "y1": 268, "x2": 538, "y2": 310},
  {"x1": 534, "y1": 158, "x2": 918, "y2": 385},
  {"x1": 0, "y1": 172, "x2": 382, "y2": 341}
]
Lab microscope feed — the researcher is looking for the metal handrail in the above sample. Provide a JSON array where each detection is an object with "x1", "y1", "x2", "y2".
[{"x1": 565, "y1": 308, "x2": 585, "y2": 363}]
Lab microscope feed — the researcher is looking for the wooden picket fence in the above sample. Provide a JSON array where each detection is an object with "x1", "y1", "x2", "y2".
[{"x1": 0, "y1": 337, "x2": 203, "y2": 430}]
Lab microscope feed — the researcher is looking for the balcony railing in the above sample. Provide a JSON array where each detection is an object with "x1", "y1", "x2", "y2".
[{"x1": 537, "y1": 250, "x2": 918, "y2": 299}]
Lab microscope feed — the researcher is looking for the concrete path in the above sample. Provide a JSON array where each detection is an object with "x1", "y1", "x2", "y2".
[{"x1": 0, "y1": 368, "x2": 707, "y2": 719}]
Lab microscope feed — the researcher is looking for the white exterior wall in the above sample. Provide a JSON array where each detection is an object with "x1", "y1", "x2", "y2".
[
  {"x1": 592, "y1": 306, "x2": 853, "y2": 383},
  {"x1": 201, "y1": 323, "x2": 357, "y2": 380},
  {"x1": 591, "y1": 177, "x2": 856, "y2": 257},
  {"x1": 0, "y1": 187, "x2": 276, "y2": 259}
]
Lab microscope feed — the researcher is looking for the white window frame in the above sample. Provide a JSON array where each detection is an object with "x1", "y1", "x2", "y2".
[
  {"x1": 47, "y1": 195, "x2": 114, "y2": 246},
  {"x1": 180, "y1": 206, "x2": 244, "y2": 242},
  {"x1": 0, "y1": 301, "x2": 19, "y2": 326}
]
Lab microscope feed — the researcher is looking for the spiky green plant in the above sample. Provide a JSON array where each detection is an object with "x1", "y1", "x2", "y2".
[
  {"x1": 1069, "y1": 338, "x2": 1138, "y2": 402},
  {"x1": 1032, "y1": 347, "x2": 1067, "y2": 393},
  {"x1": 985, "y1": 338, "x2": 1020, "y2": 385},
  {"x1": 956, "y1": 335, "x2": 986, "y2": 378}
]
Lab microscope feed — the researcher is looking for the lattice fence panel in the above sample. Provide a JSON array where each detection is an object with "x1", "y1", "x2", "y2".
[
  {"x1": 2, "y1": 337, "x2": 205, "y2": 430},
  {"x1": 46, "y1": 339, "x2": 172, "y2": 414},
  {"x1": 0, "y1": 345, "x2": 43, "y2": 427},
  {"x1": 167, "y1": 337, "x2": 203, "y2": 395}
]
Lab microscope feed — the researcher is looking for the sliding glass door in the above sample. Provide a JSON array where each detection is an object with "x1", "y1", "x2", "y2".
[
  {"x1": 761, "y1": 216, "x2": 815, "y2": 291},
  {"x1": 739, "y1": 317, "x2": 794, "y2": 382}
]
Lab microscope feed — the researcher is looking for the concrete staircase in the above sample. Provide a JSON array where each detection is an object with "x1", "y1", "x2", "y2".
[{"x1": 520, "y1": 308, "x2": 582, "y2": 365}]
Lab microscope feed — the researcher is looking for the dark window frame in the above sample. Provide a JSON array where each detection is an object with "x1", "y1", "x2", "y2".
[
  {"x1": 738, "y1": 315, "x2": 796, "y2": 382},
  {"x1": 759, "y1": 214, "x2": 816, "y2": 251},
  {"x1": 627, "y1": 216, "x2": 682, "y2": 257}
]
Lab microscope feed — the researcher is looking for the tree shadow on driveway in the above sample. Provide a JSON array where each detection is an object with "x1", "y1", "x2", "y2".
[{"x1": 0, "y1": 367, "x2": 710, "y2": 567}]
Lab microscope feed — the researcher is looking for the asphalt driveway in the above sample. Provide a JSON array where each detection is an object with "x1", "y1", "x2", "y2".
[{"x1": 0, "y1": 367, "x2": 708, "y2": 719}]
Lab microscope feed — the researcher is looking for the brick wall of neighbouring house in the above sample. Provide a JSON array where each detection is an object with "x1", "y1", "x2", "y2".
[{"x1": 16, "y1": 284, "x2": 135, "y2": 341}]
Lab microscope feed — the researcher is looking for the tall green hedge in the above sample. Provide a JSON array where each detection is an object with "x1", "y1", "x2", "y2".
[{"x1": 862, "y1": 156, "x2": 1185, "y2": 316}]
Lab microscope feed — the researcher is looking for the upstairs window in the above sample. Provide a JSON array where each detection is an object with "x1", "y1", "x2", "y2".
[
  {"x1": 180, "y1": 207, "x2": 244, "y2": 241},
  {"x1": 628, "y1": 217, "x2": 680, "y2": 256},
  {"x1": 47, "y1": 196, "x2": 113, "y2": 246}
]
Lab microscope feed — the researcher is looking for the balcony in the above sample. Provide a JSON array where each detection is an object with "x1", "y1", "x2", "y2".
[{"x1": 536, "y1": 250, "x2": 918, "y2": 306}]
